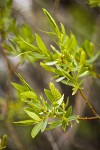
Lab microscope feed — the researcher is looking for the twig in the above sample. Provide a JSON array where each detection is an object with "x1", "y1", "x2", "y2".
[
  {"x1": 78, "y1": 116, "x2": 100, "y2": 120},
  {"x1": 79, "y1": 89, "x2": 100, "y2": 118},
  {"x1": 53, "y1": 0, "x2": 60, "y2": 13}
]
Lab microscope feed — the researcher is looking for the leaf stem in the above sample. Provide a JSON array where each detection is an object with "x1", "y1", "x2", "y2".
[
  {"x1": 79, "y1": 89, "x2": 100, "y2": 118},
  {"x1": 96, "y1": 74, "x2": 100, "y2": 79}
]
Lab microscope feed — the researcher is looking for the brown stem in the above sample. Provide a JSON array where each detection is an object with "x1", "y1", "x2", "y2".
[
  {"x1": 96, "y1": 74, "x2": 100, "y2": 79},
  {"x1": 0, "y1": 33, "x2": 12, "y2": 119},
  {"x1": 79, "y1": 89, "x2": 100, "y2": 118},
  {"x1": 0, "y1": 17, "x2": 24, "y2": 149},
  {"x1": 53, "y1": 0, "x2": 60, "y2": 13},
  {"x1": 78, "y1": 116, "x2": 100, "y2": 120}
]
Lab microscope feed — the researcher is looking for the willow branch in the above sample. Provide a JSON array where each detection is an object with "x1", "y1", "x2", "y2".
[{"x1": 79, "y1": 89, "x2": 100, "y2": 118}]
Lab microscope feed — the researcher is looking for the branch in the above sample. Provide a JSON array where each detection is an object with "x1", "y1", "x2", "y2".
[
  {"x1": 78, "y1": 116, "x2": 100, "y2": 120},
  {"x1": 53, "y1": 0, "x2": 60, "y2": 13},
  {"x1": 79, "y1": 89, "x2": 100, "y2": 118}
]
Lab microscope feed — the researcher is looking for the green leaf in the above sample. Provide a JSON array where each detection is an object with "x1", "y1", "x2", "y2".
[
  {"x1": 41, "y1": 119, "x2": 48, "y2": 132},
  {"x1": 54, "y1": 94, "x2": 64, "y2": 107},
  {"x1": 20, "y1": 91, "x2": 38, "y2": 101},
  {"x1": 65, "y1": 106, "x2": 72, "y2": 118},
  {"x1": 40, "y1": 62, "x2": 55, "y2": 73},
  {"x1": 1, "y1": 134, "x2": 7, "y2": 149},
  {"x1": 44, "y1": 89, "x2": 54, "y2": 103},
  {"x1": 24, "y1": 109, "x2": 41, "y2": 121},
  {"x1": 60, "y1": 23, "x2": 66, "y2": 34},
  {"x1": 43, "y1": 9, "x2": 59, "y2": 34},
  {"x1": 49, "y1": 82, "x2": 61, "y2": 101},
  {"x1": 49, "y1": 120, "x2": 62, "y2": 129},
  {"x1": 87, "y1": 0, "x2": 100, "y2": 7},
  {"x1": 61, "y1": 80, "x2": 74, "y2": 87},
  {"x1": 62, "y1": 121, "x2": 67, "y2": 131},
  {"x1": 17, "y1": 73, "x2": 32, "y2": 91},
  {"x1": 79, "y1": 70, "x2": 89, "y2": 77},
  {"x1": 80, "y1": 49, "x2": 86, "y2": 67},
  {"x1": 31, "y1": 121, "x2": 43, "y2": 138},
  {"x1": 14, "y1": 120, "x2": 36, "y2": 126},
  {"x1": 36, "y1": 34, "x2": 49, "y2": 56},
  {"x1": 72, "y1": 86, "x2": 79, "y2": 95},
  {"x1": 12, "y1": 83, "x2": 26, "y2": 92},
  {"x1": 68, "y1": 115, "x2": 77, "y2": 121},
  {"x1": 50, "y1": 45, "x2": 60, "y2": 55},
  {"x1": 87, "y1": 51, "x2": 100, "y2": 63},
  {"x1": 46, "y1": 61, "x2": 58, "y2": 66},
  {"x1": 56, "y1": 77, "x2": 65, "y2": 82},
  {"x1": 18, "y1": 36, "x2": 38, "y2": 51}
]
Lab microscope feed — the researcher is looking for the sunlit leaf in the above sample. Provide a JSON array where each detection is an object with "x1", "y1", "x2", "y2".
[
  {"x1": 65, "y1": 106, "x2": 72, "y2": 118},
  {"x1": 24, "y1": 109, "x2": 41, "y2": 121},
  {"x1": 20, "y1": 91, "x2": 38, "y2": 101},
  {"x1": 41, "y1": 119, "x2": 48, "y2": 132},
  {"x1": 46, "y1": 61, "x2": 58, "y2": 66},
  {"x1": 56, "y1": 77, "x2": 65, "y2": 82},
  {"x1": 31, "y1": 121, "x2": 43, "y2": 138},
  {"x1": 14, "y1": 120, "x2": 36, "y2": 126},
  {"x1": 44, "y1": 89, "x2": 54, "y2": 103},
  {"x1": 43, "y1": 9, "x2": 60, "y2": 34},
  {"x1": 49, "y1": 120, "x2": 62, "y2": 129},
  {"x1": 12, "y1": 83, "x2": 26, "y2": 92},
  {"x1": 36, "y1": 34, "x2": 49, "y2": 56}
]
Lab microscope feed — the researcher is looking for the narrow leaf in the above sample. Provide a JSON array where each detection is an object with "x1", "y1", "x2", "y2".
[
  {"x1": 56, "y1": 77, "x2": 65, "y2": 82},
  {"x1": 65, "y1": 106, "x2": 72, "y2": 118},
  {"x1": 41, "y1": 119, "x2": 48, "y2": 132},
  {"x1": 43, "y1": 9, "x2": 59, "y2": 34},
  {"x1": 12, "y1": 83, "x2": 26, "y2": 92},
  {"x1": 24, "y1": 109, "x2": 41, "y2": 121},
  {"x1": 14, "y1": 120, "x2": 36, "y2": 126},
  {"x1": 36, "y1": 34, "x2": 49, "y2": 56},
  {"x1": 46, "y1": 61, "x2": 58, "y2": 66},
  {"x1": 44, "y1": 89, "x2": 54, "y2": 103},
  {"x1": 49, "y1": 120, "x2": 62, "y2": 129},
  {"x1": 20, "y1": 91, "x2": 38, "y2": 100},
  {"x1": 54, "y1": 94, "x2": 64, "y2": 107},
  {"x1": 31, "y1": 121, "x2": 43, "y2": 138}
]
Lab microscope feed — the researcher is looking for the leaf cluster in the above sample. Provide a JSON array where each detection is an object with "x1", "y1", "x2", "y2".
[
  {"x1": 87, "y1": 0, "x2": 100, "y2": 7},
  {"x1": 5, "y1": 9, "x2": 100, "y2": 95},
  {"x1": 13, "y1": 74, "x2": 78, "y2": 138}
]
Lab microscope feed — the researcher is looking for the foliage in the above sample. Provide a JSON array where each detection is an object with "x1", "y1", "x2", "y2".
[
  {"x1": 10, "y1": 9, "x2": 100, "y2": 95},
  {"x1": 87, "y1": 0, "x2": 100, "y2": 7},
  {"x1": 13, "y1": 74, "x2": 78, "y2": 138},
  {"x1": 0, "y1": 135, "x2": 7, "y2": 150},
  {"x1": 0, "y1": 0, "x2": 100, "y2": 139},
  {"x1": 11, "y1": 10, "x2": 100, "y2": 138}
]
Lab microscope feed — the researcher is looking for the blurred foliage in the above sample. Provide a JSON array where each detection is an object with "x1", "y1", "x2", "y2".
[
  {"x1": 0, "y1": 135, "x2": 7, "y2": 150},
  {"x1": 87, "y1": 0, "x2": 100, "y2": 7}
]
